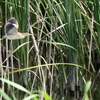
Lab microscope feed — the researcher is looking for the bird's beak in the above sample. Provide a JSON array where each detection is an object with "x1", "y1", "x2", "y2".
[{"x1": 20, "y1": 32, "x2": 32, "y2": 36}]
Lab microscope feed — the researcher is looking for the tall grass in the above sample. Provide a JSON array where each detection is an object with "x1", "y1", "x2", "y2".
[{"x1": 0, "y1": 0, "x2": 100, "y2": 100}]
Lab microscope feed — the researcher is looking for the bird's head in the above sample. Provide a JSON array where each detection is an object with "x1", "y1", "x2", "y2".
[{"x1": 7, "y1": 18, "x2": 19, "y2": 29}]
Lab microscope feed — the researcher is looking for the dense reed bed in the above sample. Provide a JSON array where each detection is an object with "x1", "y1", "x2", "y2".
[{"x1": 0, "y1": 0, "x2": 100, "y2": 100}]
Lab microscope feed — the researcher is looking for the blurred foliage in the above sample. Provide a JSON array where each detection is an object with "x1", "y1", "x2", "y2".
[{"x1": 0, "y1": 0, "x2": 100, "y2": 100}]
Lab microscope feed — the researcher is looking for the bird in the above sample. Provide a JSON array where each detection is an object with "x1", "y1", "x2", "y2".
[{"x1": 4, "y1": 18, "x2": 31, "y2": 40}]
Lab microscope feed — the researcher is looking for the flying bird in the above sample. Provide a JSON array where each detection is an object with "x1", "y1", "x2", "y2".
[{"x1": 4, "y1": 18, "x2": 31, "y2": 40}]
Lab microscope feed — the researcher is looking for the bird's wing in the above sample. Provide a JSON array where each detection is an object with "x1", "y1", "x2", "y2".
[{"x1": 5, "y1": 23, "x2": 18, "y2": 35}]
